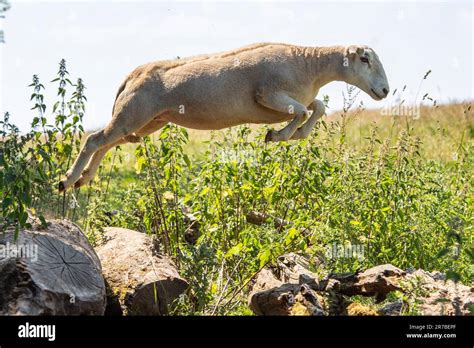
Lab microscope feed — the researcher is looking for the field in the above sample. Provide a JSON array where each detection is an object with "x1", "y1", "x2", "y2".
[{"x1": 1, "y1": 63, "x2": 472, "y2": 315}]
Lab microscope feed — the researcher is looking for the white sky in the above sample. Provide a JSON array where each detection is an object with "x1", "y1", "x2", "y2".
[{"x1": 0, "y1": 0, "x2": 472, "y2": 132}]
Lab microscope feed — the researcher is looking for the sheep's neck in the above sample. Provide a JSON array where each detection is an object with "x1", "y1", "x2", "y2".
[{"x1": 298, "y1": 46, "x2": 348, "y2": 89}]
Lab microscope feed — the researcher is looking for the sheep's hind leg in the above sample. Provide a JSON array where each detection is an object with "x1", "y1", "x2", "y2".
[
  {"x1": 58, "y1": 129, "x2": 114, "y2": 192},
  {"x1": 73, "y1": 120, "x2": 168, "y2": 188},
  {"x1": 60, "y1": 119, "x2": 146, "y2": 192},
  {"x1": 290, "y1": 100, "x2": 326, "y2": 140},
  {"x1": 73, "y1": 136, "x2": 135, "y2": 188},
  {"x1": 255, "y1": 89, "x2": 310, "y2": 142},
  {"x1": 59, "y1": 87, "x2": 168, "y2": 192}
]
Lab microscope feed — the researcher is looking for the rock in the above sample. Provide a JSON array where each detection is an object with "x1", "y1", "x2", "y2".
[
  {"x1": 336, "y1": 264, "x2": 405, "y2": 301},
  {"x1": 250, "y1": 267, "x2": 283, "y2": 294},
  {"x1": 249, "y1": 282, "x2": 300, "y2": 315},
  {"x1": 291, "y1": 283, "x2": 325, "y2": 316},
  {"x1": 181, "y1": 206, "x2": 201, "y2": 245},
  {"x1": 248, "y1": 255, "x2": 474, "y2": 316},
  {"x1": 406, "y1": 269, "x2": 473, "y2": 315},
  {"x1": 276, "y1": 253, "x2": 320, "y2": 285},
  {"x1": 95, "y1": 227, "x2": 188, "y2": 315},
  {"x1": 0, "y1": 219, "x2": 106, "y2": 315},
  {"x1": 249, "y1": 254, "x2": 326, "y2": 316},
  {"x1": 378, "y1": 299, "x2": 403, "y2": 316},
  {"x1": 249, "y1": 281, "x2": 325, "y2": 316}
]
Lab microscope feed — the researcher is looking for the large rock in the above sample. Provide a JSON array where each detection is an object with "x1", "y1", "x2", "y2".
[
  {"x1": 249, "y1": 254, "x2": 326, "y2": 316},
  {"x1": 0, "y1": 219, "x2": 106, "y2": 315},
  {"x1": 333, "y1": 264, "x2": 405, "y2": 301},
  {"x1": 95, "y1": 227, "x2": 188, "y2": 315},
  {"x1": 249, "y1": 254, "x2": 474, "y2": 316},
  {"x1": 405, "y1": 269, "x2": 473, "y2": 316}
]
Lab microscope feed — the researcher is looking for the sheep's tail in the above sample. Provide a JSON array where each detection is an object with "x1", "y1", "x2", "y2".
[{"x1": 112, "y1": 78, "x2": 128, "y2": 116}]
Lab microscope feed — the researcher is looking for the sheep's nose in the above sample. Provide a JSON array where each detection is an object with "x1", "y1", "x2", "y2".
[{"x1": 382, "y1": 87, "x2": 389, "y2": 96}]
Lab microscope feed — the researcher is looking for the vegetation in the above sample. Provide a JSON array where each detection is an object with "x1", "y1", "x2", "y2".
[
  {"x1": 0, "y1": 61, "x2": 472, "y2": 315},
  {"x1": 0, "y1": 0, "x2": 10, "y2": 43}
]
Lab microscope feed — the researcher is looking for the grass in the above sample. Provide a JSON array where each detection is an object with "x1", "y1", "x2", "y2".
[
  {"x1": 110, "y1": 102, "x2": 472, "y2": 166},
  {"x1": 80, "y1": 101, "x2": 473, "y2": 315},
  {"x1": 1, "y1": 62, "x2": 472, "y2": 315}
]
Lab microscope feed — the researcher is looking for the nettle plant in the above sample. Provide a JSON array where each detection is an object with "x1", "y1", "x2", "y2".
[
  {"x1": 166, "y1": 107, "x2": 471, "y2": 314},
  {"x1": 0, "y1": 59, "x2": 471, "y2": 314},
  {"x1": 90, "y1": 91, "x2": 470, "y2": 314},
  {"x1": 0, "y1": 60, "x2": 86, "y2": 235},
  {"x1": 30, "y1": 60, "x2": 86, "y2": 219},
  {"x1": 133, "y1": 124, "x2": 192, "y2": 256},
  {"x1": 0, "y1": 112, "x2": 48, "y2": 237}
]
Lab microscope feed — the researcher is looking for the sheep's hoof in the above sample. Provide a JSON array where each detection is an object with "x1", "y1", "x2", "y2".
[
  {"x1": 265, "y1": 130, "x2": 276, "y2": 143},
  {"x1": 58, "y1": 181, "x2": 66, "y2": 193}
]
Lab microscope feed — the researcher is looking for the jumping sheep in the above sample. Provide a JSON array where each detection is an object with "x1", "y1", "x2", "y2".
[{"x1": 59, "y1": 42, "x2": 389, "y2": 192}]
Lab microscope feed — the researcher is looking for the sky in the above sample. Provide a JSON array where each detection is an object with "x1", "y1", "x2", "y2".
[{"x1": 0, "y1": 0, "x2": 472, "y2": 132}]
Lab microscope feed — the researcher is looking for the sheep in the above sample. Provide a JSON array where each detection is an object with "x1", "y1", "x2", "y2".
[{"x1": 58, "y1": 42, "x2": 389, "y2": 192}]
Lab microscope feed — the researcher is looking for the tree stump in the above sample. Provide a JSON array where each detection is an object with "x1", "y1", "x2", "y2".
[
  {"x1": 95, "y1": 227, "x2": 188, "y2": 315},
  {"x1": 0, "y1": 219, "x2": 106, "y2": 315}
]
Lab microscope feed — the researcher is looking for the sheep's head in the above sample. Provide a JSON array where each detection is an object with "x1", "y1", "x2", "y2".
[{"x1": 344, "y1": 45, "x2": 389, "y2": 100}]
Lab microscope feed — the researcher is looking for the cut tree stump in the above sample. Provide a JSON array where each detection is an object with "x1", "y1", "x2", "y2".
[
  {"x1": 0, "y1": 219, "x2": 106, "y2": 315},
  {"x1": 95, "y1": 227, "x2": 188, "y2": 315}
]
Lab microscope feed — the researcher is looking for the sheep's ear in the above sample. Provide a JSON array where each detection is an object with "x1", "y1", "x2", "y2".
[{"x1": 347, "y1": 45, "x2": 365, "y2": 56}]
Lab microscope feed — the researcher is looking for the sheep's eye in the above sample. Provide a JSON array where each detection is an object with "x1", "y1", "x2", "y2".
[{"x1": 360, "y1": 56, "x2": 369, "y2": 64}]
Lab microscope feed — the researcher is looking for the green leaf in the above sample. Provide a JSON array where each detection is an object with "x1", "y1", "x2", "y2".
[
  {"x1": 2, "y1": 197, "x2": 12, "y2": 210},
  {"x1": 259, "y1": 249, "x2": 272, "y2": 268},
  {"x1": 183, "y1": 154, "x2": 191, "y2": 168},
  {"x1": 465, "y1": 248, "x2": 474, "y2": 262},
  {"x1": 446, "y1": 270, "x2": 460, "y2": 283},
  {"x1": 199, "y1": 187, "x2": 210, "y2": 197},
  {"x1": 38, "y1": 215, "x2": 48, "y2": 228},
  {"x1": 436, "y1": 248, "x2": 450, "y2": 259},
  {"x1": 225, "y1": 243, "x2": 243, "y2": 258},
  {"x1": 135, "y1": 156, "x2": 146, "y2": 174}
]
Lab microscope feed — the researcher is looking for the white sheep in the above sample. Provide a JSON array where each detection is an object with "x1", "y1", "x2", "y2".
[{"x1": 59, "y1": 42, "x2": 389, "y2": 191}]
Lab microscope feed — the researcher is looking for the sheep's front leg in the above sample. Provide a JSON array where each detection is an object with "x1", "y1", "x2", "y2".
[
  {"x1": 290, "y1": 99, "x2": 326, "y2": 140},
  {"x1": 255, "y1": 89, "x2": 310, "y2": 142}
]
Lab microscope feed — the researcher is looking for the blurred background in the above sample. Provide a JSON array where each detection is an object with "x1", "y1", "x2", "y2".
[{"x1": 0, "y1": 0, "x2": 472, "y2": 131}]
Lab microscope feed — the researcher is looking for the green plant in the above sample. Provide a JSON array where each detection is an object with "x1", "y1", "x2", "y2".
[
  {"x1": 1, "y1": 61, "x2": 472, "y2": 315},
  {"x1": 1, "y1": 60, "x2": 87, "y2": 236},
  {"x1": 0, "y1": 112, "x2": 48, "y2": 237}
]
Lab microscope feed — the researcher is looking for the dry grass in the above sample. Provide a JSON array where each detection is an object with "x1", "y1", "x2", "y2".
[{"x1": 111, "y1": 101, "x2": 472, "y2": 166}]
